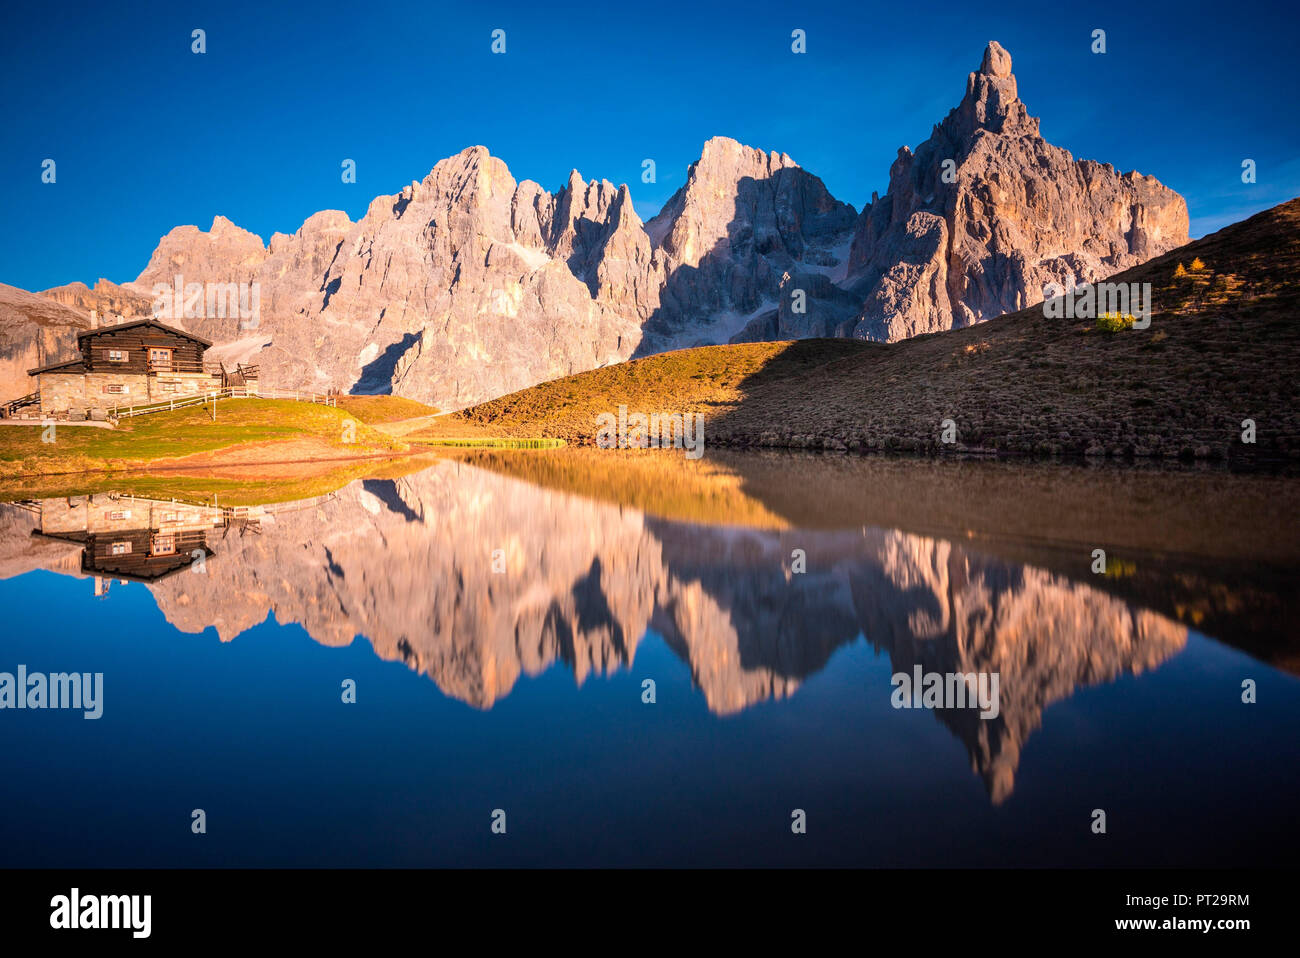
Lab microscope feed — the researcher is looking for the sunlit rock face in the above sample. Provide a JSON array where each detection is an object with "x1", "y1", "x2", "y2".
[
  {"x1": 118, "y1": 136, "x2": 859, "y2": 407},
  {"x1": 38, "y1": 279, "x2": 154, "y2": 323},
  {"x1": 0, "y1": 500, "x2": 83, "y2": 580},
  {"x1": 9, "y1": 460, "x2": 1181, "y2": 801},
  {"x1": 127, "y1": 152, "x2": 650, "y2": 411},
  {"x1": 0, "y1": 283, "x2": 92, "y2": 401},
  {"x1": 841, "y1": 41, "x2": 1188, "y2": 341}
]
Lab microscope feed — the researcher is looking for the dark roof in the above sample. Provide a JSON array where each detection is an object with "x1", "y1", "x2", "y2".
[
  {"x1": 30, "y1": 529, "x2": 214, "y2": 583},
  {"x1": 28, "y1": 358, "x2": 87, "y2": 376},
  {"x1": 77, "y1": 318, "x2": 212, "y2": 347},
  {"x1": 84, "y1": 551, "x2": 212, "y2": 583}
]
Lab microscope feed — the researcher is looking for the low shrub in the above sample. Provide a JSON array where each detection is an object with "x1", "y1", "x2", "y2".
[{"x1": 1095, "y1": 312, "x2": 1137, "y2": 332}]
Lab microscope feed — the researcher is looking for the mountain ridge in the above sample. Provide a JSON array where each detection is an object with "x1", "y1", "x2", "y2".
[{"x1": 2, "y1": 41, "x2": 1190, "y2": 411}]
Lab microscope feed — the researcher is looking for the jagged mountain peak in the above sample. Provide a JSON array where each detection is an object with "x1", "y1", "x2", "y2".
[
  {"x1": 948, "y1": 40, "x2": 1037, "y2": 138},
  {"x1": 209, "y1": 214, "x2": 250, "y2": 235},
  {"x1": 827, "y1": 39, "x2": 1188, "y2": 343},
  {"x1": 695, "y1": 134, "x2": 797, "y2": 171},
  {"x1": 419, "y1": 145, "x2": 515, "y2": 199}
]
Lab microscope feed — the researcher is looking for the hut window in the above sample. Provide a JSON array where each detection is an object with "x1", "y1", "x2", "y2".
[
  {"x1": 107, "y1": 350, "x2": 127, "y2": 362},
  {"x1": 110, "y1": 541, "x2": 132, "y2": 555},
  {"x1": 151, "y1": 535, "x2": 176, "y2": 556},
  {"x1": 108, "y1": 510, "x2": 131, "y2": 520},
  {"x1": 103, "y1": 384, "x2": 128, "y2": 395}
]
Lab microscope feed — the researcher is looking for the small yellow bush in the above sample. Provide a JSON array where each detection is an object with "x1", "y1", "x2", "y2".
[
  {"x1": 1173, "y1": 262, "x2": 1187, "y2": 277},
  {"x1": 1191, "y1": 257, "x2": 1206, "y2": 271},
  {"x1": 1104, "y1": 558, "x2": 1138, "y2": 578},
  {"x1": 1096, "y1": 312, "x2": 1136, "y2": 332}
]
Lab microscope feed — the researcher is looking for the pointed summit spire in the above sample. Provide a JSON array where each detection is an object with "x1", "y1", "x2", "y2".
[
  {"x1": 980, "y1": 40, "x2": 1013, "y2": 78},
  {"x1": 948, "y1": 40, "x2": 1035, "y2": 136}
]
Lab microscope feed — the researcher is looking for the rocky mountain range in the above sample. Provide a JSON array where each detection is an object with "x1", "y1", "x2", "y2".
[{"x1": 0, "y1": 42, "x2": 1188, "y2": 409}]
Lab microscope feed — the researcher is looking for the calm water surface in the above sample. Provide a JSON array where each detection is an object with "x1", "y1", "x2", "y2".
[{"x1": 1, "y1": 451, "x2": 1298, "y2": 866}]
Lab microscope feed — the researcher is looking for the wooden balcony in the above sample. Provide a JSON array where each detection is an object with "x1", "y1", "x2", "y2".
[
  {"x1": 141, "y1": 360, "x2": 259, "y2": 380},
  {"x1": 146, "y1": 359, "x2": 211, "y2": 374}
]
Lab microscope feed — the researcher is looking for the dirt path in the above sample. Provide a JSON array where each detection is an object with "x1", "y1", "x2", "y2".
[
  {"x1": 0, "y1": 420, "x2": 115, "y2": 430},
  {"x1": 147, "y1": 438, "x2": 406, "y2": 475}
]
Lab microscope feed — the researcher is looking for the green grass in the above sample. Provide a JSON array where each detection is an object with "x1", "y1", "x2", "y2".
[{"x1": 0, "y1": 398, "x2": 403, "y2": 477}]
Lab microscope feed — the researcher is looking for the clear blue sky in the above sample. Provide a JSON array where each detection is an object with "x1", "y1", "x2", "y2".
[{"x1": 1, "y1": 0, "x2": 1297, "y2": 292}]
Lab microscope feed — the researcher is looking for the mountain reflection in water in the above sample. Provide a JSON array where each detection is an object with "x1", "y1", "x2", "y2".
[{"x1": 4, "y1": 451, "x2": 1295, "y2": 808}]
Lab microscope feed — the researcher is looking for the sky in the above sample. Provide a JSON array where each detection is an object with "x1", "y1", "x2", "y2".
[{"x1": 1, "y1": 0, "x2": 1297, "y2": 292}]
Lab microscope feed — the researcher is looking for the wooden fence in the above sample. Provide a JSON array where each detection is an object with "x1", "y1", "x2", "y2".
[
  {"x1": 0, "y1": 392, "x2": 39, "y2": 418},
  {"x1": 109, "y1": 387, "x2": 337, "y2": 419}
]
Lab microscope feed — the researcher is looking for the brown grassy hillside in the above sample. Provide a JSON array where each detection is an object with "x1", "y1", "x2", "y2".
[
  {"x1": 420, "y1": 197, "x2": 1300, "y2": 461},
  {"x1": 411, "y1": 338, "x2": 873, "y2": 441}
]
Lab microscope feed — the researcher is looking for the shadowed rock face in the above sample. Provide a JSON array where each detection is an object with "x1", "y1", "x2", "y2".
[
  {"x1": 642, "y1": 136, "x2": 858, "y2": 349},
  {"x1": 3, "y1": 41, "x2": 1187, "y2": 409},
  {"x1": 1, "y1": 460, "x2": 1188, "y2": 801}
]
